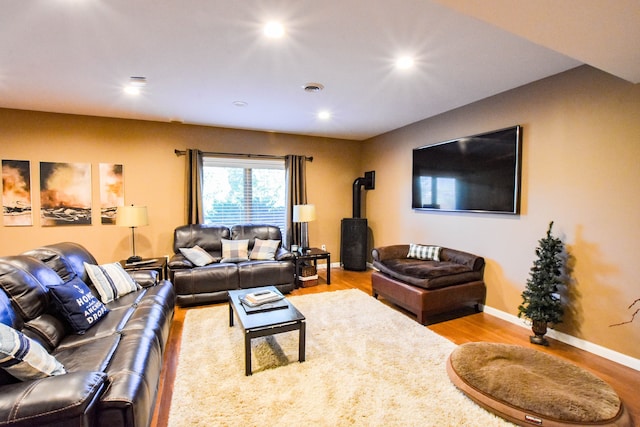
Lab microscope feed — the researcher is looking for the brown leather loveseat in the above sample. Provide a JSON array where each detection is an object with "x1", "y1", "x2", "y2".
[
  {"x1": 371, "y1": 244, "x2": 486, "y2": 324},
  {"x1": 0, "y1": 242, "x2": 175, "y2": 427},
  {"x1": 168, "y1": 223, "x2": 295, "y2": 306}
]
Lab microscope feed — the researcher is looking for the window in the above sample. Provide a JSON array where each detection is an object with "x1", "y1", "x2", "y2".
[
  {"x1": 419, "y1": 176, "x2": 456, "y2": 210},
  {"x1": 202, "y1": 157, "x2": 286, "y2": 232}
]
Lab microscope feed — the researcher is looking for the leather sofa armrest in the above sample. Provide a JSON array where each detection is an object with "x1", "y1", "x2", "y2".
[
  {"x1": 0, "y1": 371, "x2": 107, "y2": 427},
  {"x1": 372, "y1": 245, "x2": 410, "y2": 262},
  {"x1": 129, "y1": 270, "x2": 159, "y2": 287},
  {"x1": 168, "y1": 254, "x2": 194, "y2": 270},
  {"x1": 275, "y1": 247, "x2": 295, "y2": 261},
  {"x1": 440, "y1": 248, "x2": 485, "y2": 271}
]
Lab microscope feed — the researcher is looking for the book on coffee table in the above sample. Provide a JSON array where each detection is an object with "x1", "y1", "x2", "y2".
[
  {"x1": 240, "y1": 289, "x2": 287, "y2": 314},
  {"x1": 242, "y1": 289, "x2": 284, "y2": 306},
  {"x1": 240, "y1": 297, "x2": 289, "y2": 314}
]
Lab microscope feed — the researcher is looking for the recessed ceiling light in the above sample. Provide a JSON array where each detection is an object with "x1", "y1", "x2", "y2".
[
  {"x1": 263, "y1": 21, "x2": 285, "y2": 38},
  {"x1": 233, "y1": 101, "x2": 248, "y2": 107},
  {"x1": 317, "y1": 110, "x2": 331, "y2": 120},
  {"x1": 124, "y1": 76, "x2": 147, "y2": 95},
  {"x1": 395, "y1": 56, "x2": 415, "y2": 70}
]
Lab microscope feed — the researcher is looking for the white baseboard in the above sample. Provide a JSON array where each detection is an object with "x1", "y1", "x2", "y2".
[
  {"x1": 483, "y1": 305, "x2": 640, "y2": 371},
  {"x1": 315, "y1": 262, "x2": 341, "y2": 270},
  {"x1": 313, "y1": 265, "x2": 640, "y2": 371}
]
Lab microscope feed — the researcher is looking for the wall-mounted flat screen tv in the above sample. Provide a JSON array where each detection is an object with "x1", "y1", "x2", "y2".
[{"x1": 412, "y1": 125, "x2": 522, "y2": 214}]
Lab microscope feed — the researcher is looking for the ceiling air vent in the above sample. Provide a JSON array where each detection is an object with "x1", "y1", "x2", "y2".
[{"x1": 303, "y1": 83, "x2": 324, "y2": 92}]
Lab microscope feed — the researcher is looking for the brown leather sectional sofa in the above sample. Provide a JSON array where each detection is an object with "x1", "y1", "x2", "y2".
[
  {"x1": 371, "y1": 244, "x2": 486, "y2": 324},
  {"x1": 168, "y1": 224, "x2": 296, "y2": 306},
  {"x1": 0, "y1": 242, "x2": 175, "y2": 427}
]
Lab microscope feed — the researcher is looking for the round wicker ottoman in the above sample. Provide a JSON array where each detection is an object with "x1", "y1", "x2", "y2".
[{"x1": 446, "y1": 342, "x2": 632, "y2": 427}]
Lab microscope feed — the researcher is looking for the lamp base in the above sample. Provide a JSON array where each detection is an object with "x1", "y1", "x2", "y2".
[{"x1": 126, "y1": 255, "x2": 143, "y2": 264}]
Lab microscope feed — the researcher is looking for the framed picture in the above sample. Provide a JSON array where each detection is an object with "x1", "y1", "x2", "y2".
[
  {"x1": 2, "y1": 160, "x2": 33, "y2": 226},
  {"x1": 100, "y1": 163, "x2": 124, "y2": 224},
  {"x1": 40, "y1": 162, "x2": 92, "y2": 226}
]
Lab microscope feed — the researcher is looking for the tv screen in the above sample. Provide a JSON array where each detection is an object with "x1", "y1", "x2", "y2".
[{"x1": 412, "y1": 125, "x2": 522, "y2": 214}]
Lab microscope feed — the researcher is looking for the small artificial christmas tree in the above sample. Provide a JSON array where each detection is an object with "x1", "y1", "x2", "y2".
[{"x1": 518, "y1": 221, "x2": 565, "y2": 345}]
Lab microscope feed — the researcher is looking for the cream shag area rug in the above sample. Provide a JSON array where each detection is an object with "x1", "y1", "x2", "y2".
[{"x1": 168, "y1": 289, "x2": 512, "y2": 426}]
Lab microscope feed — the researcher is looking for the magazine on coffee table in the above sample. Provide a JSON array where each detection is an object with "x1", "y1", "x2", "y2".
[
  {"x1": 240, "y1": 289, "x2": 288, "y2": 314},
  {"x1": 242, "y1": 289, "x2": 284, "y2": 305},
  {"x1": 240, "y1": 297, "x2": 289, "y2": 314}
]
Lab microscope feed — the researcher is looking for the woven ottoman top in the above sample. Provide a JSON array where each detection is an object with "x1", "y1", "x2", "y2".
[{"x1": 447, "y1": 342, "x2": 631, "y2": 427}]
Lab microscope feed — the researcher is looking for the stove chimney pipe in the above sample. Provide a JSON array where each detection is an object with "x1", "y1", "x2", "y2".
[{"x1": 352, "y1": 171, "x2": 375, "y2": 218}]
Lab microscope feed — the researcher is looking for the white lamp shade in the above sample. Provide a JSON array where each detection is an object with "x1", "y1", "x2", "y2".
[
  {"x1": 293, "y1": 204, "x2": 316, "y2": 223},
  {"x1": 116, "y1": 205, "x2": 149, "y2": 227}
]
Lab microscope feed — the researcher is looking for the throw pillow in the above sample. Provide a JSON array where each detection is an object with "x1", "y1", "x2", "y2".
[
  {"x1": 407, "y1": 244, "x2": 441, "y2": 261},
  {"x1": 48, "y1": 277, "x2": 109, "y2": 334},
  {"x1": 249, "y1": 239, "x2": 280, "y2": 260},
  {"x1": 221, "y1": 239, "x2": 249, "y2": 263},
  {"x1": 84, "y1": 262, "x2": 140, "y2": 304},
  {"x1": 0, "y1": 322, "x2": 66, "y2": 381},
  {"x1": 179, "y1": 245, "x2": 216, "y2": 267}
]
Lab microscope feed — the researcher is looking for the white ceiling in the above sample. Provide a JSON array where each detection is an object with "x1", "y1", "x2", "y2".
[{"x1": 1, "y1": 1, "x2": 637, "y2": 141}]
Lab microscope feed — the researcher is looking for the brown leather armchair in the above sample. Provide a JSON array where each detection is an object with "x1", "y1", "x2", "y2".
[{"x1": 372, "y1": 244, "x2": 486, "y2": 324}]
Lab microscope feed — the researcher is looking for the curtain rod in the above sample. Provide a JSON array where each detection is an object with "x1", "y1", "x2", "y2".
[{"x1": 174, "y1": 149, "x2": 312, "y2": 162}]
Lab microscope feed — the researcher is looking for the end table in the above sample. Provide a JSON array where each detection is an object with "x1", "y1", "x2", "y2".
[
  {"x1": 120, "y1": 257, "x2": 168, "y2": 280},
  {"x1": 294, "y1": 248, "x2": 330, "y2": 285}
]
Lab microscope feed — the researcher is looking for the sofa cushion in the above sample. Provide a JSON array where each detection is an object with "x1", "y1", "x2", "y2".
[
  {"x1": 22, "y1": 314, "x2": 67, "y2": 352},
  {"x1": 250, "y1": 239, "x2": 280, "y2": 260},
  {"x1": 0, "y1": 322, "x2": 66, "y2": 381},
  {"x1": 387, "y1": 259, "x2": 470, "y2": 279},
  {"x1": 84, "y1": 262, "x2": 140, "y2": 303},
  {"x1": 173, "y1": 224, "x2": 231, "y2": 254},
  {"x1": 221, "y1": 239, "x2": 249, "y2": 263},
  {"x1": 179, "y1": 245, "x2": 217, "y2": 266},
  {"x1": 48, "y1": 277, "x2": 109, "y2": 334},
  {"x1": 0, "y1": 256, "x2": 58, "y2": 321},
  {"x1": 376, "y1": 258, "x2": 483, "y2": 290},
  {"x1": 231, "y1": 224, "x2": 283, "y2": 249},
  {"x1": 0, "y1": 288, "x2": 20, "y2": 330},
  {"x1": 24, "y1": 242, "x2": 99, "y2": 284},
  {"x1": 408, "y1": 244, "x2": 441, "y2": 261}
]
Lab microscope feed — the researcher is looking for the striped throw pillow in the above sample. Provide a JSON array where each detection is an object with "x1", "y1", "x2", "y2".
[
  {"x1": 84, "y1": 262, "x2": 140, "y2": 303},
  {"x1": 249, "y1": 239, "x2": 280, "y2": 260},
  {"x1": 407, "y1": 244, "x2": 441, "y2": 261},
  {"x1": 221, "y1": 239, "x2": 249, "y2": 263},
  {"x1": 0, "y1": 322, "x2": 66, "y2": 381},
  {"x1": 179, "y1": 245, "x2": 216, "y2": 266}
]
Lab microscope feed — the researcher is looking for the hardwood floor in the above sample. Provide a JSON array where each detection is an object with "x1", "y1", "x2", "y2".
[{"x1": 151, "y1": 268, "x2": 639, "y2": 426}]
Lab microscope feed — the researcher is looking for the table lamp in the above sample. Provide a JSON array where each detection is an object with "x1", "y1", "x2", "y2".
[
  {"x1": 293, "y1": 204, "x2": 316, "y2": 252},
  {"x1": 116, "y1": 205, "x2": 149, "y2": 263}
]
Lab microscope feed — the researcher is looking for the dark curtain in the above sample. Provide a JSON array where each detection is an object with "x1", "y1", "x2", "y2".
[
  {"x1": 186, "y1": 149, "x2": 204, "y2": 224},
  {"x1": 285, "y1": 155, "x2": 307, "y2": 248}
]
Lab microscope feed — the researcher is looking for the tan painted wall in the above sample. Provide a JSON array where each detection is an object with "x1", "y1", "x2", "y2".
[
  {"x1": 362, "y1": 66, "x2": 640, "y2": 359},
  {"x1": 0, "y1": 110, "x2": 363, "y2": 264},
  {"x1": 2, "y1": 65, "x2": 639, "y2": 361}
]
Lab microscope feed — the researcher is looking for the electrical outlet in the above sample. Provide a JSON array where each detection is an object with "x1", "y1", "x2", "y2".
[{"x1": 321, "y1": 244, "x2": 326, "y2": 251}]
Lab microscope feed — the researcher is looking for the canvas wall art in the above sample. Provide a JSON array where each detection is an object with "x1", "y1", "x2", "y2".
[
  {"x1": 40, "y1": 162, "x2": 92, "y2": 226},
  {"x1": 2, "y1": 160, "x2": 33, "y2": 226},
  {"x1": 100, "y1": 163, "x2": 124, "y2": 224}
]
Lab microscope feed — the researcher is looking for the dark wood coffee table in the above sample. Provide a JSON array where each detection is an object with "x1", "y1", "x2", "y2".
[{"x1": 228, "y1": 286, "x2": 306, "y2": 376}]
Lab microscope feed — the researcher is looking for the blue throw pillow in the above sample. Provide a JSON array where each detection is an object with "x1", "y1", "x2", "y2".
[{"x1": 48, "y1": 277, "x2": 109, "y2": 334}]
